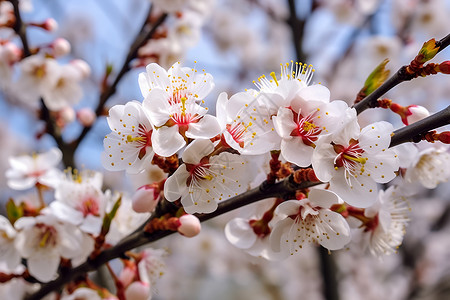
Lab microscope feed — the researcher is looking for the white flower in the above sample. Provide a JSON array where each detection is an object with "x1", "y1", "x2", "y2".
[
  {"x1": 164, "y1": 139, "x2": 247, "y2": 214},
  {"x1": 125, "y1": 281, "x2": 151, "y2": 300},
  {"x1": 361, "y1": 186, "x2": 410, "y2": 257},
  {"x1": 14, "y1": 55, "x2": 59, "y2": 107},
  {"x1": 41, "y1": 64, "x2": 84, "y2": 111},
  {"x1": 0, "y1": 215, "x2": 21, "y2": 270},
  {"x1": 14, "y1": 214, "x2": 93, "y2": 282},
  {"x1": 216, "y1": 91, "x2": 281, "y2": 155},
  {"x1": 102, "y1": 101, "x2": 154, "y2": 174},
  {"x1": 403, "y1": 144, "x2": 450, "y2": 189},
  {"x1": 270, "y1": 189, "x2": 351, "y2": 257},
  {"x1": 48, "y1": 170, "x2": 107, "y2": 235},
  {"x1": 312, "y1": 117, "x2": 399, "y2": 208},
  {"x1": 140, "y1": 62, "x2": 221, "y2": 157},
  {"x1": 273, "y1": 98, "x2": 350, "y2": 167},
  {"x1": 6, "y1": 147, "x2": 62, "y2": 190},
  {"x1": 137, "y1": 248, "x2": 167, "y2": 286}
]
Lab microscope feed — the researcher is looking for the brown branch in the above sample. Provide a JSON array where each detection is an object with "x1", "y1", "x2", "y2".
[{"x1": 8, "y1": 0, "x2": 31, "y2": 57}]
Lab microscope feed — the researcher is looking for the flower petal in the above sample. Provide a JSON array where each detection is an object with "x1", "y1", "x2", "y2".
[
  {"x1": 224, "y1": 218, "x2": 257, "y2": 249},
  {"x1": 151, "y1": 126, "x2": 186, "y2": 157}
]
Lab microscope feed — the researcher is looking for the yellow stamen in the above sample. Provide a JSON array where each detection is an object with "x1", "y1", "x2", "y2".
[
  {"x1": 127, "y1": 135, "x2": 145, "y2": 143},
  {"x1": 343, "y1": 154, "x2": 367, "y2": 164},
  {"x1": 270, "y1": 72, "x2": 279, "y2": 86}
]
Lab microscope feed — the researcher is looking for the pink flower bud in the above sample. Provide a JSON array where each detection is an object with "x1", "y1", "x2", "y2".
[
  {"x1": 70, "y1": 59, "x2": 91, "y2": 79},
  {"x1": 177, "y1": 214, "x2": 201, "y2": 237},
  {"x1": 2, "y1": 42, "x2": 21, "y2": 63},
  {"x1": 43, "y1": 18, "x2": 58, "y2": 32},
  {"x1": 406, "y1": 105, "x2": 429, "y2": 125},
  {"x1": 59, "y1": 106, "x2": 76, "y2": 124},
  {"x1": 77, "y1": 108, "x2": 96, "y2": 127},
  {"x1": 132, "y1": 184, "x2": 160, "y2": 213},
  {"x1": 52, "y1": 38, "x2": 71, "y2": 57},
  {"x1": 124, "y1": 281, "x2": 151, "y2": 300}
]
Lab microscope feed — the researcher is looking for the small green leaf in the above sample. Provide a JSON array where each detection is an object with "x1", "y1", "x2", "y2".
[
  {"x1": 101, "y1": 195, "x2": 122, "y2": 235},
  {"x1": 418, "y1": 39, "x2": 439, "y2": 63},
  {"x1": 6, "y1": 198, "x2": 23, "y2": 225},
  {"x1": 364, "y1": 59, "x2": 390, "y2": 95}
]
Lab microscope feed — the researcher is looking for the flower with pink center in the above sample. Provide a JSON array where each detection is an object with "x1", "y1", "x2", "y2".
[
  {"x1": 312, "y1": 116, "x2": 399, "y2": 208},
  {"x1": 269, "y1": 189, "x2": 351, "y2": 257},
  {"x1": 216, "y1": 91, "x2": 281, "y2": 155},
  {"x1": 102, "y1": 101, "x2": 154, "y2": 174},
  {"x1": 47, "y1": 170, "x2": 108, "y2": 235},
  {"x1": 164, "y1": 139, "x2": 248, "y2": 214},
  {"x1": 140, "y1": 62, "x2": 221, "y2": 157},
  {"x1": 273, "y1": 95, "x2": 349, "y2": 167},
  {"x1": 14, "y1": 214, "x2": 93, "y2": 282},
  {"x1": 6, "y1": 147, "x2": 62, "y2": 190}
]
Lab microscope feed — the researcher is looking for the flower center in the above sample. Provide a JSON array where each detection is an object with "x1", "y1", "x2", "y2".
[{"x1": 290, "y1": 111, "x2": 322, "y2": 147}]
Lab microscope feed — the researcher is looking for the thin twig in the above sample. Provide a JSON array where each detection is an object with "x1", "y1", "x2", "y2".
[{"x1": 8, "y1": 0, "x2": 31, "y2": 57}]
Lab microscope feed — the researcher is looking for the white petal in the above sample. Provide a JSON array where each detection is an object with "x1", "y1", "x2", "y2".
[
  {"x1": 359, "y1": 121, "x2": 393, "y2": 155},
  {"x1": 308, "y1": 189, "x2": 342, "y2": 209},
  {"x1": 291, "y1": 84, "x2": 330, "y2": 112},
  {"x1": 281, "y1": 138, "x2": 314, "y2": 167},
  {"x1": 215, "y1": 92, "x2": 228, "y2": 128},
  {"x1": 151, "y1": 126, "x2": 186, "y2": 157},
  {"x1": 185, "y1": 114, "x2": 222, "y2": 139},
  {"x1": 142, "y1": 88, "x2": 171, "y2": 127},
  {"x1": 164, "y1": 164, "x2": 189, "y2": 201},
  {"x1": 28, "y1": 252, "x2": 60, "y2": 282},
  {"x1": 224, "y1": 218, "x2": 257, "y2": 249},
  {"x1": 311, "y1": 142, "x2": 337, "y2": 182},
  {"x1": 273, "y1": 107, "x2": 296, "y2": 138},
  {"x1": 316, "y1": 210, "x2": 351, "y2": 250},
  {"x1": 182, "y1": 139, "x2": 214, "y2": 164},
  {"x1": 364, "y1": 150, "x2": 399, "y2": 183},
  {"x1": 275, "y1": 200, "x2": 301, "y2": 217},
  {"x1": 269, "y1": 217, "x2": 294, "y2": 254},
  {"x1": 330, "y1": 173, "x2": 378, "y2": 208}
]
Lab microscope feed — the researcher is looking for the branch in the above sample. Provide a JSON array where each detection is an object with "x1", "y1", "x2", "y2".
[
  {"x1": 354, "y1": 33, "x2": 450, "y2": 114},
  {"x1": 287, "y1": 0, "x2": 306, "y2": 63},
  {"x1": 8, "y1": 0, "x2": 31, "y2": 57},
  {"x1": 72, "y1": 11, "x2": 168, "y2": 151},
  {"x1": 390, "y1": 105, "x2": 450, "y2": 147}
]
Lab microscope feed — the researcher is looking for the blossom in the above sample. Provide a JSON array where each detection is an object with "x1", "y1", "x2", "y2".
[
  {"x1": 14, "y1": 214, "x2": 93, "y2": 282},
  {"x1": 137, "y1": 248, "x2": 167, "y2": 286},
  {"x1": 47, "y1": 170, "x2": 108, "y2": 235},
  {"x1": 216, "y1": 91, "x2": 281, "y2": 155},
  {"x1": 402, "y1": 144, "x2": 450, "y2": 189},
  {"x1": 177, "y1": 214, "x2": 201, "y2": 237},
  {"x1": 270, "y1": 189, "x2": 351, "y2": 257},
  {"x1": 140, "y1": 62, "x2": 221, "y2": 156},
  {"x1": 6, "y1": 147, "x2": 62, "y2": 190},
  {"x1": 125, "y1": 281, "x2": 151, "y2": 300},
  {"x1": 312, "y1": 117, "x2": 399, "y2": 208},
  {"x1": 102, "y1": 101, "x2": 154, "y2": 174},
  {"x1": 362, "y1": 186, "x2": 410, "y2": 257},
  {"x1": 164, "y1": 139, "x2": 247, "y2": 214},
  {"x1": 0, "y1": 215, "x2": 21, "y2": 270},
  {"x1": 273, "y1": 98, "x2": 350, "y2": 167}
]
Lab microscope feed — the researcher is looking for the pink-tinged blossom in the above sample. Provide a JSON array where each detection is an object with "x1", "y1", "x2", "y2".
[
  {"x1": 216, "y1": 91, "x2": 281, "y2": 155},
  {"x1": 270, "y1": 189, "x2": 351, "y2": 257},
  {"x1": 6, "y1": 147, "x2": 62, "y2": 190},
  {"x1": 140, "y1": 62, "x2": 221, "y2": 157},
  {"x1": 362, "y1": 186, "x2": 410, "y2": 257},
  {"x1": 137, "y1": 248, "x2": 167, "y2": 286},
  {"x1": 14, "y1": 214, "x2": 94, "y2": 282},
  {"x1": 0, "y1": 215, "x2": 21, "y2": 270},
  {"x1": 132, "y1": 184, "x2": 161, "y2": 213},
  {"x1": 102, "y1": 101, "x2": 154, "y2": 174},
  {"x1": 312, "y1": 116, "x2": 399, "y2": 208},
  {"x1": 47, "y1": 170, "x2": 107, "y2": 235},
  {"x1": 125, "y1": 281, "x2": 151, "y2": 300},
  {"x1": 164, "y1": 139, "x2": 247, "y2": 214},
  {"x1": 273, "y1": 98, "x2": 350, "y2": 167}
]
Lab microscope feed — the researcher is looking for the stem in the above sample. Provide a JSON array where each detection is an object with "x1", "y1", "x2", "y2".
[
  {"x1": 8, "y1": 0, "x2": 31, "y2": 57},
  {"x1": 390, "y1": 105, "x2": 450, "y2": 147},
  {"x1": 287, "y1": 0, "x2": 306, "y2": 63},
  {"x1": 354, "y1": 33, "x2": 450, "y2": 114}
]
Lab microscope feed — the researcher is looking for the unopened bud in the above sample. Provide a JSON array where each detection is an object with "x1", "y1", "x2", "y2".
[
  {"x1": 52, "y1": 38, "x2": 71, "y2": 57},
  {"x1": 132, "y1": 184, "x2": 160, "y2": 213},
  {"x1": 418, "y1": 38, "x2": 439, "y2": 63},
  {"x1": 70, "y1": 59, "x2": 91, "y2": 79},
  {"x1": 59, "y1": 106, "x2": 76, "y2": 124},
  {"x1": 438, "y1": 131, "x2": 450, "y2": 144},
  {"x1": 438, "y1": 61, "x2": 450, "y2": 74},
  {"x1": 405, "y1": 105, "x2": 429, "y2": 125},
  {"x1": 43, "y1": 18, "x2": 58, "y2": 32},
  {"x1": 124, "y1": 281, "x2": 151, "y2": 300},
  {"x1": 2, "y1": 42, "x2": 21, "y2": 63},
  {"x1": 77, "y1": 108, "x2": 96, "y2": 127},
  {"x1": 177, "y1": 214, "x2": 201, "y2": 237}
]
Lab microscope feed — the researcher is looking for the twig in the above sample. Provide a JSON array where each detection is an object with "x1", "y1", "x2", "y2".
[
  {"x1": 8, "y1": 0, "x2": 31, "y2": 57},
  {"x1": 354, "y1": 33, "x2": 450, "y2": 114},
  {"x1": 287, "y1": 0, "x2": 306, "y2": 63}
]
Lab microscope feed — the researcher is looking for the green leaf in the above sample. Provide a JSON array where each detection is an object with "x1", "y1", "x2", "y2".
[
  {"x1": 6, "y1": 198, "x2": 23, "y2": 225},
  {"x1": 364, "y1": 59, "x2": 390, "y2": 95},
  {"x1": 418, "y1": 39, "x2": 439, "y2": 63},
  {"x1": 101, "y1": 195, "x2": 122, "y2": 235}
]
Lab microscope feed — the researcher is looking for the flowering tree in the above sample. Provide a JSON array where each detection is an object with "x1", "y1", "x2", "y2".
[{"x1": 1, "y1": 0, "x2": 450, "y2": 299}]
